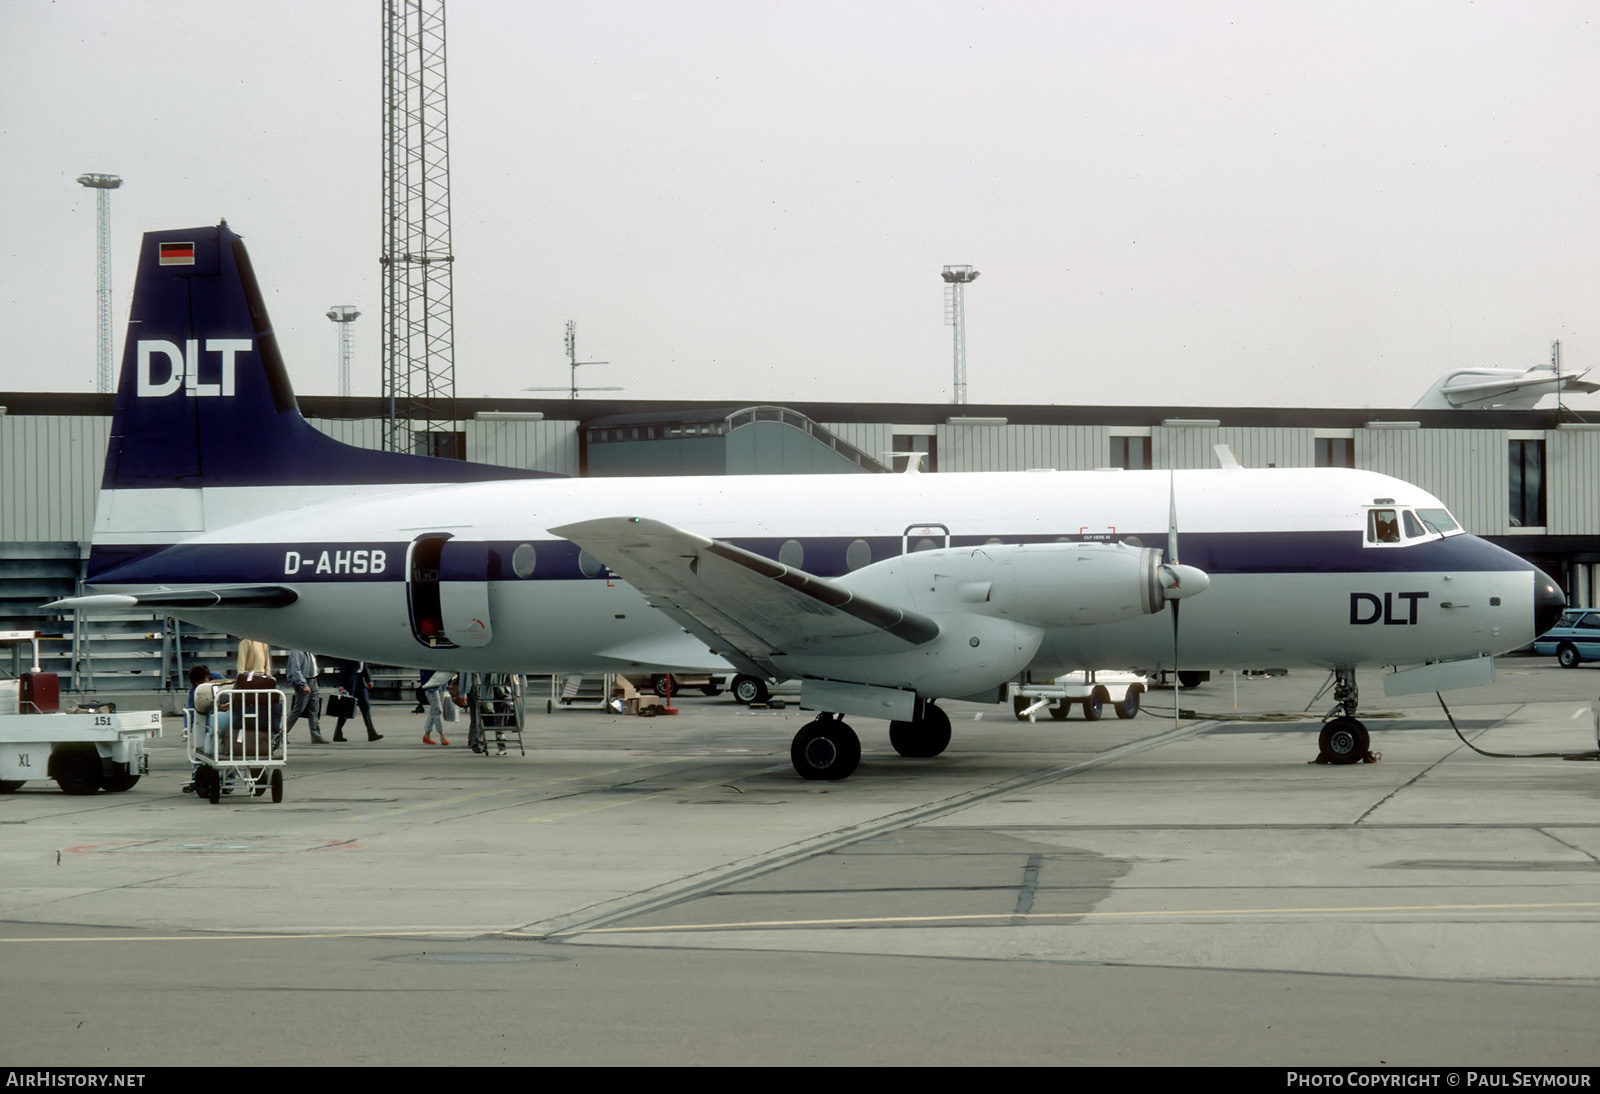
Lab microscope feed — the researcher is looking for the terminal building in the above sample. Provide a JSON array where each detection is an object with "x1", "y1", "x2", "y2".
[{"x1": 2, "y1": 390, "x2": 1597, "y2": 695}]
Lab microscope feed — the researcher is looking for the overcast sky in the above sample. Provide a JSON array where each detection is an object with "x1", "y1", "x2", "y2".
[{"x1": 3, "y1": 0, "x2": 1599, "y2": 410}]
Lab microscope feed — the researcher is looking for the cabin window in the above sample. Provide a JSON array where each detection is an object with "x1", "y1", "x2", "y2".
[
  {"x1": 846, "y1": 539, "x2": 872, "y2": 571},
  {"x1": 512, "y1": 543, "x2": 538, "y2": 578}
]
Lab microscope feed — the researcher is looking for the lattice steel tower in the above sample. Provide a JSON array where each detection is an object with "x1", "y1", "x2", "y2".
[{"x1": 381, "y1": 0, "x2": 457, "y2": 455}]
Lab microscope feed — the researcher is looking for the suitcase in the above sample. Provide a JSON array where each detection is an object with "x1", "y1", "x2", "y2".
[
  {"x1": 327, "y1": 693, "x2": 356, "y2": 720},
  {"x1": 220, "y1": 686, "x2": 282, "y2": 760},
  {"x1": 20, "y1": 671, "x2": 60, "y2": 714}
]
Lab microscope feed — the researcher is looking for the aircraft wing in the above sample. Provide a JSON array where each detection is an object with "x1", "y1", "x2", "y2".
[
  {"x1": 44, "y1": 586, "x2": 300, "y2": 611},
  {"x1": 551, "y1": 517, "x2": 940, "y2": 680}
]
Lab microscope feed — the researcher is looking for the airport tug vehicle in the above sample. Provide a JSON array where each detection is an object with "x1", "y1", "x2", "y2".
[{"x1": 0, "y1": 630, "x2": 162, "y2": 795}]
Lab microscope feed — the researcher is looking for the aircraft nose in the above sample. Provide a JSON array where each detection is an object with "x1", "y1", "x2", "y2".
[{"x1": 1533, "y1": 568, "x2": 1566, "y2": 636}]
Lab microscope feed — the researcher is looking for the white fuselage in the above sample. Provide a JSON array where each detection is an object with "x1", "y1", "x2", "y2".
[{"x1": 85, "y1": 466, "x2": 1546, "y2": 687}]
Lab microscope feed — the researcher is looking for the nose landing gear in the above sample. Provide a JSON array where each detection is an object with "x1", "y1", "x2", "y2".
[{"x1": 1315, "y1": 668, "x2": 1380, "y2": 765}]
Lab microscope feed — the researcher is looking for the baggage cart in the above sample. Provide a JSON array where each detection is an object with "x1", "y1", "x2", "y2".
[{"x1": 185, "y1": 682, "x2": 286, "y2": 804}]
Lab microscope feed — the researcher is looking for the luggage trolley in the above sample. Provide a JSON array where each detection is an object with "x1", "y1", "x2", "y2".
[{"x1": 185, "y1": 680, "x2": 287, "y2": 803}]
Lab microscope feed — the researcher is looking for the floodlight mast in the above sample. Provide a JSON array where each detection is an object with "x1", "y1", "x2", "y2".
[
  {"x1": 326, "y1": 306, "x2": 361, "y2": 396},
  {"x1": 941, "y1": 264, "x2": 979, "y2": 404},
  {"x1": 77, "y1": 173, "x2": 122, "y2": 394}
]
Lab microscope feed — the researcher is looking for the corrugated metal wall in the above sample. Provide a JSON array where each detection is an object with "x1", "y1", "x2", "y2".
[
  {"x1": 305, "y1": 416, "x2": 581, "y2": 474},
  {"x1": 1357, "y1": 427, "x2": 1509, "y2": 533},
  {"x1": 0, "y1": 415, "x2": 111, "y2": 540},
  {"x1": 1550, "y1": 429, "x2": 1600, "y2": 535},
  {"x1": 464, "y1": 419, "x2": 580, "y2": 474},
  {"x1": 937, "y1": 423, "x2": 1110, "y2": 472},
  {"x1": 4, "y1": 411, "x2": 1599, "y2": 540}
]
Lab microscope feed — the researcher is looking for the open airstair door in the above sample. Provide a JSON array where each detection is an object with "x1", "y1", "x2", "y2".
[{"x1": 407, "y1": 534, "x2": 495, "y2": 650}]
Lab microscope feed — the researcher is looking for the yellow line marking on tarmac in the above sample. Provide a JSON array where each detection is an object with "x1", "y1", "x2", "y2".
[{"x1": 542, "y1": 900, "x2": 1600, "y2": 937}]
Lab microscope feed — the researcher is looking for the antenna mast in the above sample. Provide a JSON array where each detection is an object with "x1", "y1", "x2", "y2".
[{"x1": 524, "y1": 321, "x2": 619, "y2": 398}]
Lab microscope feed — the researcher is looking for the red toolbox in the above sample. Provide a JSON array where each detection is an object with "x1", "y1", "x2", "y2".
[{"x1": 20, "y1": 671, "x2": 60, "y2": 714}]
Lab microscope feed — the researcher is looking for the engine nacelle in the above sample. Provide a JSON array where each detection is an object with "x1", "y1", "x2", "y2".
[{"x1": 844, "y1": 541, "x2": 1178, "y2": 629}]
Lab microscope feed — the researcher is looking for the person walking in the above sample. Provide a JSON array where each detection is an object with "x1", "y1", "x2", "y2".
[
  {"x1": 284, "y1": 649, "x2": 325, "y2": 743},
  {"x1": 419, "y1": 669, "x2": 455, "y2": 746},
  {"x1": 236, "y1": 638, "x2": 271, "y2": 676},
  {"x1": 330, "y1": 659, "x2": 383, "y2": 742}
]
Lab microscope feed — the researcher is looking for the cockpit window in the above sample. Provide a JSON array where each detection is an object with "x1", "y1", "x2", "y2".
[
  {"x1": 1415, "y1": 508, "x2": 1460, "y2": 535},
  {"x1": 1369, "y1": 509, "x2": 1401, "y2": 544},
  {"x1": 1368, "y1": 505, "x2": 1463, "y2": 546}
]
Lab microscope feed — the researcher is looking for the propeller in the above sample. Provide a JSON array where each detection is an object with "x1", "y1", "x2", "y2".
[{"x1": 1159, "y1": 473, "x2": 1211, "y2": 726}]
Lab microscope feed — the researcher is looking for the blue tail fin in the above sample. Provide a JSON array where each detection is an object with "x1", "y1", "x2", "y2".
[{"x1": 105, "y1": 221, "x2": 554, "y2": 489}]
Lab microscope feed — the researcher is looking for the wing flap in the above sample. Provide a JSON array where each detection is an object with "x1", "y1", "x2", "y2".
[{"x1": 552, "y1": 517, "x2": 939, "y2": 678}]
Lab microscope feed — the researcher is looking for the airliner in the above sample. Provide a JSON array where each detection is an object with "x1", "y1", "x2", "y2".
[{"x1": 47, "y1": 222, "x2": 1566, "y2": 780}]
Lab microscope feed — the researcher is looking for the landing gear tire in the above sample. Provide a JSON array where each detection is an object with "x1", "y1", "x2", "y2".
[
  {"x1": 732, "y1": 675, "x2": 770, "y2": 705},
  {"x1": 1114, "y1": 686, "x2": 1142, "y2": 720},
  {"x1": 1557, "y1": 643, "x2": 1581, "y2": 669},
  {"x1": 54, "y1": 745, "x2": 102, "y2": 796},
  {"x1": 1082, "y1": 686, "x2": 1108, "y2": 721},
  {"x1": 101, "y1": 764, "x2": 140, "y2": 792},
  {"x1": 1178, "y1": 671, "x2": 1205, "y2": 689},
  {"x1": 1318, "y1": 716, "x2": 1370, "y2": 765},
  {"x1": 889, "y1": 704, "x2": 952, "y2": 758},
  {"x1": 791, "y1": 718, "x2": 861, "y2": 781}
]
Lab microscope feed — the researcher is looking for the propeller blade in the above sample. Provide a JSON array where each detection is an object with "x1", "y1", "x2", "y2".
[
  {"x1": 1171, "y1": 598, "x2": 1181, "y2": 729},
  {"x1": 1168, "y1": 473, "x2": 1179, "y2": 566}
]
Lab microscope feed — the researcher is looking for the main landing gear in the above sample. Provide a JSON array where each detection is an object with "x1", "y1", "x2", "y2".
[
  {"x1": 791, "y1": 714, "x2": 861, "y2": 781},
  {"x1": 889, "y1": 702, "x2": 951, "y2": 759},
  {"x1": 789, "y1": 701, "x2": 953, "y2": 780},
  {"x1": 1316, "y1": 668, "x2": 1379, "y2": 765}
]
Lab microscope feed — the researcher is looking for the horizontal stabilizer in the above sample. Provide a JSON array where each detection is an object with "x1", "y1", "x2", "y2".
[
  {"x1": 45, "y1": 586, "x2": 299, "y2": 612},
  {"x1": 551, "y1": 516, "x2": 940, "y2": 679}
]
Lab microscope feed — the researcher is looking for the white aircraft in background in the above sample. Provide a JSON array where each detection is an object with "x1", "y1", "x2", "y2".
[
  {"x1": 1413, "y1": 362, "x2": 1599, "y2": 410},
  {"x1": 47, "y1": 222, "x2": 1566, "y2": 780}
]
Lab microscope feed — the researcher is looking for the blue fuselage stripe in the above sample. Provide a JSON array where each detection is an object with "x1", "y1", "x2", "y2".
[{"x1": 86, "y1": 530, "x2": 1536, "y2": 586}]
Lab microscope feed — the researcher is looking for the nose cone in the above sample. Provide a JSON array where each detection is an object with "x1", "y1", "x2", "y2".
[{"x1": 1533, "y1": 569, "x2": 1566, "y2": 636}]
